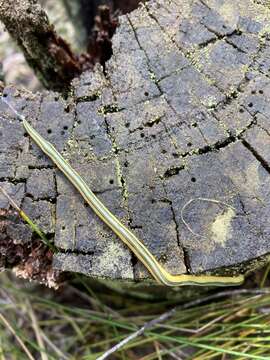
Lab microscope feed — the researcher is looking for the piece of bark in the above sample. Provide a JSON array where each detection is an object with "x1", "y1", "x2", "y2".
[
  {"x1": 0, "y1": 0, "x2": 81, "y2": 91},
  {"x1": 0, "y1": 205, "x2": 59, "y2": 287},
  {"x1": 1, "y1": 0, "x2": 270, "y2": 285}
]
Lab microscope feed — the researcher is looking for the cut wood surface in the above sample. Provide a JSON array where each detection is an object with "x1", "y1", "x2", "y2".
[{"x1": 1, "y1": 0, "x2": 270, "y2": 284}]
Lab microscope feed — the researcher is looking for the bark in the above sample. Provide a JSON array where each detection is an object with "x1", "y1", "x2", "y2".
[{"x1": 0, "y1": 0, "x2": 82, "y2": 91}]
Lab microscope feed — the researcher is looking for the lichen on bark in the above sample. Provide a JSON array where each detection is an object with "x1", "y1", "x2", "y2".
[{"x1": 0, "y1": 0, "x2": 82, "y2": 91}]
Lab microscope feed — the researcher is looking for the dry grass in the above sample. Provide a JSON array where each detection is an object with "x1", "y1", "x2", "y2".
[{"x1": 1, "y1": 271, "x2": 270, "y2": 360}]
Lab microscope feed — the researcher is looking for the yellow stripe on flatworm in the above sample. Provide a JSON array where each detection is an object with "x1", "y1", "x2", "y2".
[{"x1": 23, "y1": 119, "x2": 244, "y2": 287}]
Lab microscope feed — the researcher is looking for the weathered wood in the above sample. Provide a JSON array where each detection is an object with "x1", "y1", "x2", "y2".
[
  {"x1": 0, "y1": 0, "x2": 82, "y2": 91},
  {"x1": 1, "y1": 0, "x2": 270, "y2": 284}
]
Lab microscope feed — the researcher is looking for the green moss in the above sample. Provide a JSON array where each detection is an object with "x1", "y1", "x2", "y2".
[
  {"x1": 98, "y1": 103, "x2": 120, "y2": 114},
  {"x1": 202, "y1": 96, "x2": 218, "y2": 109},
  {"x1": 77, "y1": 92, "x2": 101, "y2": 102},
  {"x1": 149, "y1": 70, "x2": 158, "y2": 84}
]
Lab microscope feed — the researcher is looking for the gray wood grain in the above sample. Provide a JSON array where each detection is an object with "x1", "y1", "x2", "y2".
[{"x1": 1, "y1": 0, "x2": 270, "y2": 283}]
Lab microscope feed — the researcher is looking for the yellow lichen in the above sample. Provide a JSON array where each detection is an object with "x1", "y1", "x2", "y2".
[
  {"x1": 219, "y1": 2, "x2": 239, "y2": 27},
  {"x1": 211, "y1": 207, "x2": 235, "y2": 246}
]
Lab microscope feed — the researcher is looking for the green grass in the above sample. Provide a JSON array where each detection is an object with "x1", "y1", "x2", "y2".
[{"x1": 1, "y1": 272, "x2": 270, "y2": 360}]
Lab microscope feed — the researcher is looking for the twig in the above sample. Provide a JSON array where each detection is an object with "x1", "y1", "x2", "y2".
[
  {"x1": 1, "y1": 96, "x2": 26, "y2": 121},
  {"x1": 0, "y1": 313, "x2": 35, "y2": 360},
  {"x1": 40, "y1": 333, "x2": 69, "y2": 360},
  {"x1": 97, "y1": 288, "x2": 270, "y2": 360},
  {"x1": 0, "y1": 184, "x2": 57, "y2": 252},
  {"x1": 180, "y1": 197, "x2": 237, "y2": 238},
  {"x1": 0, "y1": 185, "x2": 21, "y2": 213},
  {"x1": 260, "y1": 261, "x2": 270, "y2": 288},
  {"x1": 0, "y1": 343, "x2": 7, "y2": 360},
  {"x1": 159, "y1": 344, "x2": 186, "y2": 360},
  {"x1": 27, "y1": 301, "x2": 48, "y2": 360},
  {"x1": 0, "y1": 97, "x2": 55, "y2": 251},
  {"x1": 154, "y1": 341, "x2": 162, "y2": 360},
  {"x1": 157, "y1": 312, "x2": 226, "y2": 335},
  {"x1": 69, "y1": 285, "x2": 123, "y2": 319},
  {"x1": 97, "y1": 309, "x2": 177, "y2": 360}
]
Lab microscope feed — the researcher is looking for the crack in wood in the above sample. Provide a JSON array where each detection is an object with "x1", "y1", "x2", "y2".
[
  {"x1": 2, "y1": 0, "x2": 270, "y2": 282},
  {"x1": 242, "y1": 139, "x2": 270, "y2": 174}
]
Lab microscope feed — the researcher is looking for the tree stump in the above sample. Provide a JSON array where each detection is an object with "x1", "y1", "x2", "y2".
[{"x1": 1, "y1": 0, "x2": 270, "y2": 285}]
